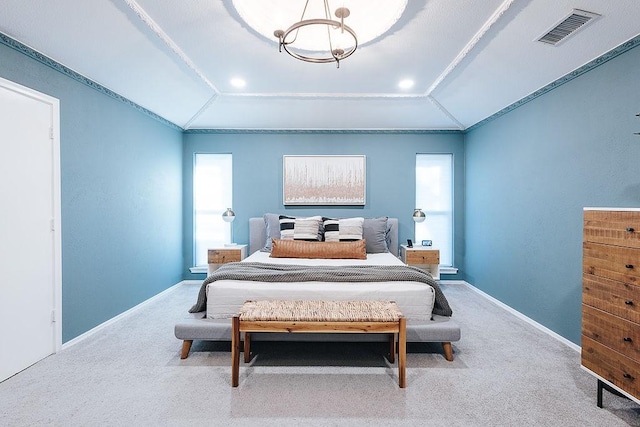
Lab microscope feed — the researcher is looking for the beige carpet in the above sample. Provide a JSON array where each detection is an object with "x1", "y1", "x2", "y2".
[{"x1": 0, "y1": 281, "x2": 638, "y2": 426}]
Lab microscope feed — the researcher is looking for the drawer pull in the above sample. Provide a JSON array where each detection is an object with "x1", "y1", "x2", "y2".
[
  {"x1": 624, "y1": 337, "x2": 633, "y2": 342},
  {"x1": 625, "y1": 264, "x2": 634, "y2": 269},
  {"x1": 625, "y1": 300, "x2": 634, "y2": 305},
  {"x1": 623, "y1": 373, "x2": 635, "y2": 380},
  {"x1": 627, "y1": 227, "x2": 635, "y2": 232}
]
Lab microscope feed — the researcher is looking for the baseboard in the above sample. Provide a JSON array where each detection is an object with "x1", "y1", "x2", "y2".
[
  {"x1": 459, "y1": 281, "x2": 581, "y2": 353},
  {"x1": 61, "y1": 280, "x2": 188, "y2": 350}
]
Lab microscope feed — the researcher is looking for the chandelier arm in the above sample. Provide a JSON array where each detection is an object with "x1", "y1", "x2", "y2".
[
  {"x1": 325, "y1": 20, "x2": 335, "y2": 58},
  {"x1": 322, "y1": 0, "x2": 335, "y2": 57},
  {"x1": 301, "y1": 0, "x2": 312, "y2": 21},
  {"x1": 289, "y1": 0, "x2": 312, "y2": 46}
]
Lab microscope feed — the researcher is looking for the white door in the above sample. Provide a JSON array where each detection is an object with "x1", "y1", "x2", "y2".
[{"x1": 0, "y1": 77, "x2": 61, "y2": 382}]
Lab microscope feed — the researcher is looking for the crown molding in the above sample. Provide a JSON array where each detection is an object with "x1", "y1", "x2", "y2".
[
  {"x1": 4, "y1": 29, "x2": 638, "y2": 136},
  {"x1": 183, "y1": 128, "x2": 462, "y2": 135},
  {"x1": 0, "y1": 32, "x2": 182, "y2": 131},
  {"x1": 466, "y1": 34, "x2": 640, "y2": 133}
]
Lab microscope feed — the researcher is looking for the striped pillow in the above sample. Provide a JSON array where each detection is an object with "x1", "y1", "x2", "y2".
[
  {"x1": 323, "y1": 217, "x2": 364, "y2": 242},
  {"x1": 279, "y1": 215, "x2": 322, "y2": 241}
]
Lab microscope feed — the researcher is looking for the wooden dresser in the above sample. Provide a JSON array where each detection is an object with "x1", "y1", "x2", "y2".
[{"x1": 582, "y1": 208, "x2": 640, "y2": 407}]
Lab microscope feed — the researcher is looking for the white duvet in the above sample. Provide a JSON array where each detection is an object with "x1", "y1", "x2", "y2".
[{"x1": 205, "y1": 251, "x2": 436, "y2": 321}]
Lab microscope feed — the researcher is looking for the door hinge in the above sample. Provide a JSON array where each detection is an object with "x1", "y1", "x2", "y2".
[
  {"x1": 49, "y1": 127, "x2": 54, "y2": 140},
  {"x1": 51, "y1": 310, "x2": 56, "y2": 323},
  {"x1": 50, "y1": 218, "x2": 55, "y2": 231}
]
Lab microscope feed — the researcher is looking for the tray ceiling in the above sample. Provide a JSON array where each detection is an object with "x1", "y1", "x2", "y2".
[{"x1": 1, "y1": 0, "x2": 639, "y2": 130}]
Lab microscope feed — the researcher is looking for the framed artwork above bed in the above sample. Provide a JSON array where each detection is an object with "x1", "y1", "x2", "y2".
[{"x1": 283, "y1": 155, "x2": 366, "y2": 206}]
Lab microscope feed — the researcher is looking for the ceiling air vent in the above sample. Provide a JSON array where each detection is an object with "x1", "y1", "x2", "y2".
[{"x1": 537, "y1": 9, "x2": 600, "y2": 46}]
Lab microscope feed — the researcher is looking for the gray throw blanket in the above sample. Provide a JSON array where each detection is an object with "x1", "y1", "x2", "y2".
[{"x1": 189, "y1": 262, "x2": 453, "y2": 317}]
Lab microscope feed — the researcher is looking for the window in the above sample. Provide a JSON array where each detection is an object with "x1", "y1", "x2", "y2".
[
  {"x1": 193, "y1": 154, "x2": 232, "y2": 266},
  {"x1": 415, "y1": 154, "x2": 453, "y2": 266}
]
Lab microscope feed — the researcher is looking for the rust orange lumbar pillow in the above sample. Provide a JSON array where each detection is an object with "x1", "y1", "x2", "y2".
[{"x1": 270, "y1": 239, "x2": 367, "y2": 259}]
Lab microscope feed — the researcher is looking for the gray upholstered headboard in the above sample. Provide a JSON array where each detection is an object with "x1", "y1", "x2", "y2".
[{"x1": 249, "y1": 217, "x2": 399, "y2": 257}]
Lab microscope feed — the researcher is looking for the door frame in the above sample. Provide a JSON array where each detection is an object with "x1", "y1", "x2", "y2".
[{"x1": 0, "y1": 76, "x2": 62, "y2": 351}]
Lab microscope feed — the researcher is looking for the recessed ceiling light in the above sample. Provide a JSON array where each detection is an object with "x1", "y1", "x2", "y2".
[
  {"x1": 398, "y1": 79, "x2": 414, "y2": 89},
  {"x1": 230, "y1": 78, "x2": 246, "y2": 88}
]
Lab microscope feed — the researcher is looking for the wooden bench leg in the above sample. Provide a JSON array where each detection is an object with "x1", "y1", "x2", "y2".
[
  {"x1": 244, "y1": 332, "x2": 251, "y2": 363},
  {"x1": 442, "y1": 342, "x2": 453, "y2": 361},
  {"x1": 398, "y1": 317, "x2": 406, "y2": 388},
  {"x1": 181, "y1": 340, "x2": 193, "y2": 359},
  {"x1": 231, "y1": 316, "x2": 240, "y2": 387},
  {"x1": 388, "y1": 333, "x2": 396, "y2": 364}
]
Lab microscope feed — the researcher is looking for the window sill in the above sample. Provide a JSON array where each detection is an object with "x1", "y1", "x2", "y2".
[
  {"x1": 189, "y1": 266, "x2": 208, "y2": 274},
  {"x1": 440, "y1": 266, "x2": 458, "y2": 275}
]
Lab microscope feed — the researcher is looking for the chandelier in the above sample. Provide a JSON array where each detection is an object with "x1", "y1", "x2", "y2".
[
  {"x1": 233, "y1": 0, "x2": 408, "y2": 68},
  {"x1": 274, "y1": 1, "x2": 356, "y2": 68}
]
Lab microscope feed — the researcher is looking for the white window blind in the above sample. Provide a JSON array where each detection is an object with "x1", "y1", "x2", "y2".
[
  {"x1": 193, "y1": 153, "x2": 232, "y2": 266},
  {"x1": 415, "y1": 154, "x2": 453, "y2": 267}
]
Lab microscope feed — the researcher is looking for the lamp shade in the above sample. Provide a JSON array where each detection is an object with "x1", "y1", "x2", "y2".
[
  {"x1": 412, "y1": 208, "x2": 426, "y2": 223},
  {"x1": 222, "y1": 208, "x2": 236, "y2": 223}
]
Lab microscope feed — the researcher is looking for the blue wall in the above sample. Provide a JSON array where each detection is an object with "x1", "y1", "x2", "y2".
[
  {"x1": 464, "y1": 43, "x2": 640, "y2": 344},
  {"x1": 0, "y1": 41, "x2": 184, "y2": 342},
  {"x1": 182, "y1": 132, "x2": 466, "y2": 279},
  {"x1": 5, "y1": 28, "x2": 637, "y2": 347}
]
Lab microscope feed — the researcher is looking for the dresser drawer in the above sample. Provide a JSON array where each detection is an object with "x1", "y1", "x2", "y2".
[
  {"x1": 582, "y1": 304, "x2": 640, "y2": 361},
  {"x1": 583, "y1": 242, "x2": 640, "y2": 285},
  {"x1": 584, "y1": 210, "x2": 640, "y2": 249},
  {"x1": 208, "y1": 250, "x2": 242, "y2": 264},
  {"x1": 583, "y1": 274, "x2": 640, "y2": 324},
  {"x1": 405, "y1": 251, "x2": 439, "y2": 265},
  {"x1": 582, "y1": 335, "x2": 640, "y2": 399}
]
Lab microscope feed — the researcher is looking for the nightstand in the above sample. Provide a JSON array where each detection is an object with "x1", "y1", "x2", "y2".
[
  {"x1": 207, "y1": 245, "x2": 247, "y2": 275},
  {"x1": 400, "y1": 245, "x2": 440, "y2": 280}
]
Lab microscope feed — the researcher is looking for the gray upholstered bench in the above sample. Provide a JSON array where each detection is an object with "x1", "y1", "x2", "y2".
[
  {"x1": 175, "y1": 313, "x2": 460, "y2": 361},
  {"x1": 174, "y1": 315, "x2": 230, "y2": 359}
]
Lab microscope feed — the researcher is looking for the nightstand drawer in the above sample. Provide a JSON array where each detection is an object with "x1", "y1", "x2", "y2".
[
  {"x1": 582, "y1": 335, "x2": 640, "y2": 398},
  {"x1": 208, "y1": 250, "x2": 242, "y2": 264},
  {"x1": 405, "y1": 251, "x2": 439, "y2": 265},
  {"x1": 583, "y1": 304, "x2": 640, "y2": 361},
  {"x1": 584, "y1": 210, "x2": 640, "y2": 249},
  {"x1": 583, "y1": 274, "x2": 640, "y2": 324},
  {"x1": 207, "y1": 245, "x2": 248, "y2": 275},
  {"x1": 583, "y1": 242, "x2": 640, "y2": 283}
]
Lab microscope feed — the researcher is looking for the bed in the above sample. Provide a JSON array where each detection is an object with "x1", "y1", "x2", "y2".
[{"x1": 175, "y1": 215, "x2": 460, "y2": 360}]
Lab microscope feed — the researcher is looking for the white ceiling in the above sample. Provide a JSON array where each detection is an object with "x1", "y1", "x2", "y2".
[{"x1": 1, "y1": 0, "x2": 639, "y2": 131}]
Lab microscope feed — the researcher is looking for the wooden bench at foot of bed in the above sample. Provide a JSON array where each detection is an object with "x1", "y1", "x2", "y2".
[{"x1": 232, "y1": 300, "x2": 407, "y2": 388}]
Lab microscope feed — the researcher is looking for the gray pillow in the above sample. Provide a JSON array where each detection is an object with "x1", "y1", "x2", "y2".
[
  {"x1": 362, "y1": 217, "x2": 389, "y2": 253},
  {"x1": 261, "y1": 213, "x2": 281, "y2": 252}
]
